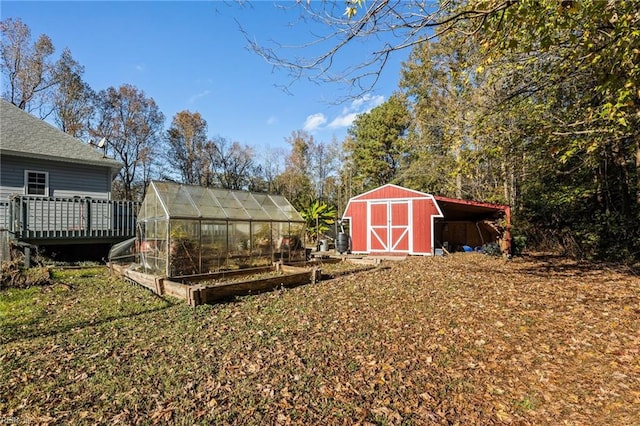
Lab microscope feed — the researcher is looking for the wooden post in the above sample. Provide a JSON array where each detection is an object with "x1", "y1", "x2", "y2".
[{"x1": 23, "y1": 244, "x2": 31, "y2": 268}]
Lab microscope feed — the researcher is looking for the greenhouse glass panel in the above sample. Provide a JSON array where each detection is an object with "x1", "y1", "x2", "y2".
[
  {"x1": 138, "y1": 184, "x2": 165, "y2": 221},
  {"x1": 139, "y1": 218, "x2": 168, "y2": 275},
  {"x1": 272, "y1": 222, "x2": 305, "y2": 262},
  {"x1": 269, "y1": 195, "x2": 304, "y2": 221},
  {"x1": 210, "y1": 188, "x2": 250, "y2": 220},
  {"x1": 232, "y1": 191, "x2": 272, "y2": 221},
  {"x1": 251, "y1": 221, "x2": 273, "y2": 256},
  {"x1": 158, "y1": 182, "x2": 200, "y2": 218},
  {"x1": 288, "y1": 222, "x2": 306, "y2": 262},
  {"x1": 184, "y1": 185, "x2": 227, "y2": 219},
  {"x1": 229, "y1": 221, "x2": 251, "y2": 258},
  {"x1": 169, "y1": 219, "x2": 201, "y2": 276},
  {"x1": 253, "y1": 193, "x2": 289, "y2": 221},
  {"x1": 201, "y1": 221, "x2": 227, "y2": 272}
]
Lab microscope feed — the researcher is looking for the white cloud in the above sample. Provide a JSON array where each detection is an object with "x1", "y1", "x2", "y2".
[
  {"x1": 327, "y1": 94, "x2": 386, "y2": 130},
  {"x1": 188, "y1": 90, "x2": 211, "y2": 104},
  {"x1": 303, "y1": 113, "x2": 327, "y2": 132},
  {"x1": 266, "y1": 116, "x2": 278, "y2": 125},
  {"x1": 328, "y1": 112, "x2": 358, "y2": 129},
  {"x1": 135, "y1": 64, "x2": 145, "y2": 72},
  {"x1": 350, "y1": 94, "x2": 385, "y2": 112},
  {"x1": 303, "y1": 94, "x2": 386, "y2": 133}
]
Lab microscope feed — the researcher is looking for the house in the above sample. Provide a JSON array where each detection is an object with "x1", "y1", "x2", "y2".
[
  {"x1": 342, "y1": 183, "x2": 511, "y2": 256},
  {"x1": 0, "y1": 99, "x2": 138, "y2": 262}
]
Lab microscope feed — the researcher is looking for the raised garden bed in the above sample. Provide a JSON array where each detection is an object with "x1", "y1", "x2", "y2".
[
  {"x1": 111, "y1": 263, "x2": 319, "y2": 306},
  {"x1": 111, "y1": 257, "x2": 381, "y2": 306}
]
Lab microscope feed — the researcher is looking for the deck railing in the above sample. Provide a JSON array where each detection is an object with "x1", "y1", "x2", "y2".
[
  {"x1": 0, "y1": 201, "x2": 8, "y2": 231},
  {"x1": 7, "y1": 195, "x2": 140, "y2": 240}
]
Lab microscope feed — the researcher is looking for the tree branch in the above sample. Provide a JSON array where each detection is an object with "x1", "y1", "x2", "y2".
[{"x1": 241, "y1": 0, "x2": 514, "y2": 98}]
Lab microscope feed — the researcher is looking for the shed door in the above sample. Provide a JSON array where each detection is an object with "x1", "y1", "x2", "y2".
[{"x1": 368, "y1": 201, "x2": 410, "y2": 252}]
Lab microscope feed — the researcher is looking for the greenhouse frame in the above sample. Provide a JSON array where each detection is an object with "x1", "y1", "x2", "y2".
[{"x1": 137, "y1": 181, "x2": 306, "y2": 277}]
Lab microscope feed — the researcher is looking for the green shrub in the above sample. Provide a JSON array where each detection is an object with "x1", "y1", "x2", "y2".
[
  {"x1": 512, "y1": 236, "x2": 527, "y2": 256},
  {"x1": 482, "y1": 242, "x2": 502, "y2": 257}
]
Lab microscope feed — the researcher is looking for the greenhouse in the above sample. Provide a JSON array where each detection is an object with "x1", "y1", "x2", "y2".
[{"x1": 136, "y1": 181, "x2": 306, "y2": 277}]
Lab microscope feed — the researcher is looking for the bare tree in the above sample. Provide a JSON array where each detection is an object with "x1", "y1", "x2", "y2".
[
  {"x1": 92, "y1": 85, "x2": 165, "y2": 200},
  {"x1": 51, "y1": 48, "x2": 95, "y2": 139},
  {"x1": 165, "y1": 110, "x2": 209, "y2": 185},
  {"x1": 0, "y1": 17, "x2": 57, "y2": 114},
  {"x1": 243, "y1": 1, "x2": 512, "y2": 96},
  {"x1": 207, "y1": 136, "x2": 256, "y2": 190},
  {"x1": 309, "y1": 136, "x2": 340, "y2": 201},
  {"x1": 256, "y1": 147, "x2": 285, "y2": 193}
]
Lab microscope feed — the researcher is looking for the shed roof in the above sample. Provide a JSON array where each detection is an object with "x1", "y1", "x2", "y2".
[
  {"x1": 349, "y1": 183, "x2": 434, "y2": 201},
  {"x1": 434, "y1": 196, "x2": 509, "y2": 221},
  {"x1": 0, "y1": 99, "x2": 122, "y2": 171},
  {"x1": 139, "y1": 181, "x2": 304, "y2": 222}
]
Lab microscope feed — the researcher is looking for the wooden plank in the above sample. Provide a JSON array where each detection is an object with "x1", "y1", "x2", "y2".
[
  {"x1": 123, "y1": 269, "x2": 160, "y2": 292},
  {"x1": 194, "y1": 270, "x2": 314, "y2": 305},
  {"x1": 187, "y1": 285, "x2": 202, "y2": 307},
  {"x1": 162, "y1": 279, "x2": 190, "y2": 299},
  {"x1": 281, "y1": 265, "x2": 311, "y2": 274},
  {"x1": 171, "y1": 265, "x2": 274, "y2": 283},
  {"x1": 345, "y1": 257, "x2": 380, "y2": 266}
]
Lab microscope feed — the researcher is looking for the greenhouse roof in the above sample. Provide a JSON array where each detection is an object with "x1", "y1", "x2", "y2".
[{"x1": 139, "y1": 181, "x2": 304, "y2": 222}]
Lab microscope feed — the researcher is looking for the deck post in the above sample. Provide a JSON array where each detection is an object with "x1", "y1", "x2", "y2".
[{"x1": 24, "y1": 245, "x2": 31, "y2": 268}]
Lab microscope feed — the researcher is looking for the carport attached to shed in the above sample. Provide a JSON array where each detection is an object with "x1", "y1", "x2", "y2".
[{"x1": 433, "y1": 196, "x2": 511, "y2": 254}]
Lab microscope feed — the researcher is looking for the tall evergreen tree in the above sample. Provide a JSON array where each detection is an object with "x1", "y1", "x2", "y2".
[{"x1": 344, "y1": 94, "x2": 411, "y2": 192}]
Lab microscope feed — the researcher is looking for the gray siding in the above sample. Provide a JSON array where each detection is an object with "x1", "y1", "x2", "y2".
[{"x1": 0, "y1": 155, "x2": 113, "y2": 202}]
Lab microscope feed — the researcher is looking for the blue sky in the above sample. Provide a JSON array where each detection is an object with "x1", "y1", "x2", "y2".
[{"x1": 1, "y1": 1, "x2": 408, "y2": 156}]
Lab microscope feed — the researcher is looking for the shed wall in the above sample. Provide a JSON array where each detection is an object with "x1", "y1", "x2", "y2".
[
  {"x1": 346, "y1": 201, "x2": 368, "y2": 253},
  {"x1": 411, "y1": 198, "x2": 440, "y2": 254}
]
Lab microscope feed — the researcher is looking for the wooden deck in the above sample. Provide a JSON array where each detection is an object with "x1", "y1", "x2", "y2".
[{"x1": 5, "y1": 195, "x2": 140, "y2": 244}]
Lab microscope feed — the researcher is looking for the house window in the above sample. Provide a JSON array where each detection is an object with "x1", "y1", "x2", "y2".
[{"x1": 25, "y1": 170, "x2": 48, "y2": 196}]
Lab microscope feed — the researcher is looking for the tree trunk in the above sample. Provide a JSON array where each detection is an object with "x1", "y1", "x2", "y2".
[
  {"x1": 636, "y1": 135, "x2": 640, "y2": 205},
  {"x1": 455, "y1": 142, "x2": 462, "y2": 199},
  {"x1": 502, "y1": 160, "x2": 509, "y2": 203}
]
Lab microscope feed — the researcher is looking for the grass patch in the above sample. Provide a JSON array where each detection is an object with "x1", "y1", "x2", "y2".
[
  {"x1": 1, "y1": 255, "x2": 639, "y2": 425},
  {"x1": 0, "y1": 286, "x2": 45, "y2": 336},
  {"x1": 0, "y1": 267, "x2": 173, "y2": 344}
]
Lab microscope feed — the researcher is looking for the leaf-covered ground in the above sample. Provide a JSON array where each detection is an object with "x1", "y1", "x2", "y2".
[{"x1": 1, "y1": 255, "x2": 638, "y2": 425}]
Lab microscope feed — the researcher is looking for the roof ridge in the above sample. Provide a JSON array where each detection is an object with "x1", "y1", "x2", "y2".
[{"x1": 0, "y1": 99, "x2": 122, "y2": 170}]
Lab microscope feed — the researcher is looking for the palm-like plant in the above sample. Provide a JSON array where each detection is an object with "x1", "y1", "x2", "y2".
[{"x1": 300, "y1": 200, "x2": 337, "y2": 244}]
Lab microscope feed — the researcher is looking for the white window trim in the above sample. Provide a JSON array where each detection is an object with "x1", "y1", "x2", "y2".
[{"x1": 24, "y1": 170, "x2": 49, "y2": 196}]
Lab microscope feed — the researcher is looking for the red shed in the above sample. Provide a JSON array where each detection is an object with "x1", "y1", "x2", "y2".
[{"x1": 342, "y1": 184, "x2": 443, "y2": 255}]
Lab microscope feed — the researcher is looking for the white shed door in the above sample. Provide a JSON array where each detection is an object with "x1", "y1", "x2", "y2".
[{"x1": 368, "y1": 201, "x2": 410, "y2": 252}]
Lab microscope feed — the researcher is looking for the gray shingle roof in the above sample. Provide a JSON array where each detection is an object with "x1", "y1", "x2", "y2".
[{"x1": 0, "y1": 99, "x2": 122, "y2": 171}]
